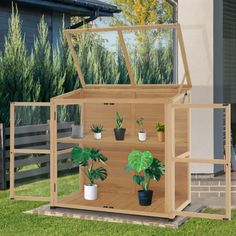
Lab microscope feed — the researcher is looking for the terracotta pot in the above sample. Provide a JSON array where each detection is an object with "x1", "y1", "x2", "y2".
[{"x1": 157, "y1": 131, "x2": 165, "y2": 142}]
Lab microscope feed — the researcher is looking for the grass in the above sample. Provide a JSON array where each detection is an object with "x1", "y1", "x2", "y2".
[{"x1": 1, "y1": 175, "x2": 236, "y2": 236}]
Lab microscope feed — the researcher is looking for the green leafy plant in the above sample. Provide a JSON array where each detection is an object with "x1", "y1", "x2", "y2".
[
  {"x1": 155, "y1": 122, "x2": 165, "y2": 132},
  {"x1": 90, "y1": 124, "x2": 104, "y2": 133},
  {"x1": 126, "y1": 150, "x2": 165, "y2": 191},
  {"x1": 115, "y1": 112, "x2": 124, "y2": 129},
  {"x1": 71, "y1": 146, "x2": 108, "y2": 185},
  {"x1": 136, "y1": 117, "x2": 144, "y2": 132}
]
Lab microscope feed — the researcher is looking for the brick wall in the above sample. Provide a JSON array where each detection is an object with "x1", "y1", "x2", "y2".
[{"x1": 191, "y1": 173, "x2": 236, "y2": 200}]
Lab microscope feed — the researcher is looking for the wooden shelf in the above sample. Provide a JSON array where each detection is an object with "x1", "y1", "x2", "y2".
[
  {"x1": 57, "y1": 135, "x2": 165, "y2": 148},
  {"x1": 56, "y1": 191, "x2": 189, "y2": 218}
]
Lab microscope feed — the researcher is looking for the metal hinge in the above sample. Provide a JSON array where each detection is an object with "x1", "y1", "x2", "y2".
[{"x1": 54, "y1": 183, "x2": 56, "y2": 192}]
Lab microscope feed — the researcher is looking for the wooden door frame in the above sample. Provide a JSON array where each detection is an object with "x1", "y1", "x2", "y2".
[
  {"x1": 171, "y1": 103, "x2": 231, "y2": 220},
  {"x1": 10, "y1": 102, "x2": 50, "y2": 202}
]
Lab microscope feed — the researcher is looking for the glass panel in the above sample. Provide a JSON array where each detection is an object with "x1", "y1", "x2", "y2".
[
  {"x1": 72, "y1": 31, "x2": 130, "y2": 84},
  {"x1": 14, "y1": 153, "x2": 50, "y2": 197},
  {"x1": 122, "y1": 28, "x2": 175, "y2": 84},
  {"x1": 175, "y1": 163, "x2": 227, "y2": 217},
  {"x1": 14, "y1": 106, "x2": 50, "y2": 151},
  {"x1": 57, "y1": 104, "x2": 81, "y2": 199}
]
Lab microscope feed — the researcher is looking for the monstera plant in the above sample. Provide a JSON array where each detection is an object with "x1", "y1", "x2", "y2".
[
  {"x1": 71, "y1": 146, "x2": 108, "y2": 200},
  {"x1": 126, "y1": 150, "x2": 165, "y2": 206}
]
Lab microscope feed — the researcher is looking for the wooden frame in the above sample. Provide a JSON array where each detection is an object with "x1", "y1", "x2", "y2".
[
  {"x1": 10, "y1": 102, "x2": 51, "y2": 201},
  {"x1": 172, "y1": 104, "x2": 231, "y2": 220},
  {"x1": 10, "y1": 24, "x2": 232, "y2": 221},
  {"x1": 64, "y1": 23, "x2": 192, "y2": 89}
]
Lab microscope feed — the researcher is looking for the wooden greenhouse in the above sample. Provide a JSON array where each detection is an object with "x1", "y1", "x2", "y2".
[{"x1": 10, "y1": 24, "x2": 232, "y2": 220}]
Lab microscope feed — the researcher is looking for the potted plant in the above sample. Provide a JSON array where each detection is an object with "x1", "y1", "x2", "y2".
[
  {"x1": 114, "y1": 112, "x2": 126, "y2": 140},
  {"x1": 71, "y1": 106, "x2": 83, "y2": 138},
  {"x1": 126, "y1": 150, "x2": 165, "y2": 206},
  {"x1": 155, "y1": 122, "x2": 165, "y2": 142},
  {"x1": 71, "y1": 146, "x2": 108, "y2": 200},
  {"x1": 136, "y1": 117, "x2": 146, "y2": 141},
  {"x1": 90, "y1": 124, "x2": 104, "y2": 140}
]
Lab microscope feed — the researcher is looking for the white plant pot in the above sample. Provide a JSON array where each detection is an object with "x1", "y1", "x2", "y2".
[
  {"x1": 71, "y1": 124, "x2": 83, "y2": 138},
  {"x1": 138, "y1": 132, "x2": 147, "y2": 142},
  {"x1": 94, "y1": 132, "x2": 102, "y2": 140},
  {"x1": 84, "y1": 184, "x2": 97, "y2": 200}
]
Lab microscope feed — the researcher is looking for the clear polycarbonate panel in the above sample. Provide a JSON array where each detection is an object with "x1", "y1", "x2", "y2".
[
  {"x1": 12, "y1": 105, "x2": 50, "y2": 199},
  {"x1": 122, "y1": 28, "x2": 176, "y2": 84},
  {"x1": 175, "y1": 163, "x2": 228, "y2": 217},
  {"x1": 14, "y1": 153, "x2": 50, "y2": 197},
  {"x1": 175, "y1": 107, "x2": 189, "y2": 157},
  {"x1": 72, "y1": 31, "x2": 130, "y2": 84},
  {"x1": 14, "y1": 106, "x2": 50, "y2": 151},
  {"x1": 57, "y1": 104, "x2": 80, "y2": 199}
]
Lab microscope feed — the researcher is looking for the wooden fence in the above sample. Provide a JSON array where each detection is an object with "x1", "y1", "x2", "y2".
[{"x1": 0, "y1": 122, "x2": 76, "y2": 190}]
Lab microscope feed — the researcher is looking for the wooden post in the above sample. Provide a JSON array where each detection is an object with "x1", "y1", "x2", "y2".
[
  {"x1": 225, "y1": 104, "x2": 231, "y2": 220},
  {"x1": 0, "y1": 123, "x2": 7, "y2": 190},
  {"x1": 176, "y1": 24, "x2": 192, "y2": 87},
  {"x1": 50, "y1": 101, "x2": 58, "y2": 206},
  {"x1": 165, "y1": 103, "x2": 175, "y2": 218},
  {"x1": 10, "y1": 103, "x2": 15, "y2": 199}
]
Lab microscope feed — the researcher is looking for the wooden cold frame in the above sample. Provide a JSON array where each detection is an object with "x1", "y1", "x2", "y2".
[{"x1": 9, "y1": 24, "x2": 232, "y2": 221}]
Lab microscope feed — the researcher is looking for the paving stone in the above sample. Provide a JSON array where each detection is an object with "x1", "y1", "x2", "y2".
[
  {"x1": 25, "y1": 204, "x2": 205, "y2": 228},
  {"x1": 191, "y1": 192, "x2": 200, "y2": 198},
  {"x1": 199, "y1": 192, "x2": 219, "y2": 198}
]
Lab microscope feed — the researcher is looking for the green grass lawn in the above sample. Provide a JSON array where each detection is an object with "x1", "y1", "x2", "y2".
[{"x1": 1, "y1": 174, "x2": 236, "y2": 236}]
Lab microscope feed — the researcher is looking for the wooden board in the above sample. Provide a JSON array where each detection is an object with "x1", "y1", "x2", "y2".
[{"x1": 56, "y1": 191, "x2": 188, "y2": 218}]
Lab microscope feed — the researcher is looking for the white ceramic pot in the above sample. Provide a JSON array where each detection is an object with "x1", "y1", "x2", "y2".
[
  {"x1": 71, "y1": 124, "x2": 83, "y2": 138},
  {"x1": 84, "y1": 184, "x2": 97, "y2": 200},
  {"x1": 94, "y1": 132, "x2": 102, "y2": 140},
  {"x1": 138, "y1": 132, "x2": 147, "y2": 142}
]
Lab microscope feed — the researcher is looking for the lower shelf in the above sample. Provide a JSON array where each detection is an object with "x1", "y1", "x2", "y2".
[{"x1": 55, "y1": 192, "x2": 189, "y2": 219}]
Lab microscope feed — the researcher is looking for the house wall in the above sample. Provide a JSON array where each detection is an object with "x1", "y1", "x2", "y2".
[
  {"x1": 0, "y1": 4, "x2": 70, "y2": 52},
  {"x1": 178, "y1": 0, "x2": 215, "y2": 173}
]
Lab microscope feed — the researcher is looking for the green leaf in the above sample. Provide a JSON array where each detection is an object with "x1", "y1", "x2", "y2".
[
  {"x1": 71, "y1": 146, "x2": 90, "y2": 166},
  {"x1": 132, "y1": 175, "x2": 144, "y2": 186},
  {"x1": 128, "y1": 150, "x2": 153, "y2": 173},
  {"x1": 145, "y1": 158, "x2": 165, "y2": 181},
  {"x1": 90, "y1": 167, "x2": 108, "y2": 181}
]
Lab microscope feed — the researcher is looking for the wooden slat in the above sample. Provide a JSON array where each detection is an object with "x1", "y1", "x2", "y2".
[
  {"x1": 13, "y1": 102, "x2": 50, "y2": 107},
  {"x1": 173, "y1": 104, "x2": 227, "y2": 109},
  {"x1": 65, "y1": 23, "x2": 178, "y2": 34},
  {"x1": 225, "y1": 105, "x2": 231, "y2": 220},
  {"x1": 5, "y1": 124, "x2": 49, "y2": 135},
  {"x1": 14, "y1": 196, "x2": 50, "y2": 202},
  {"x1": 14, "y1": 149, "x2": 50, "y2": 154},
  {"x1": 174, "y1": 211, "x2": 226, "y2": 220},
  {"x1": 174, "y1": 158, "x2": 227, "y2": 165},
  {"x1": 176, "y1": 24, "x2": 192, "y2": 87}
]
